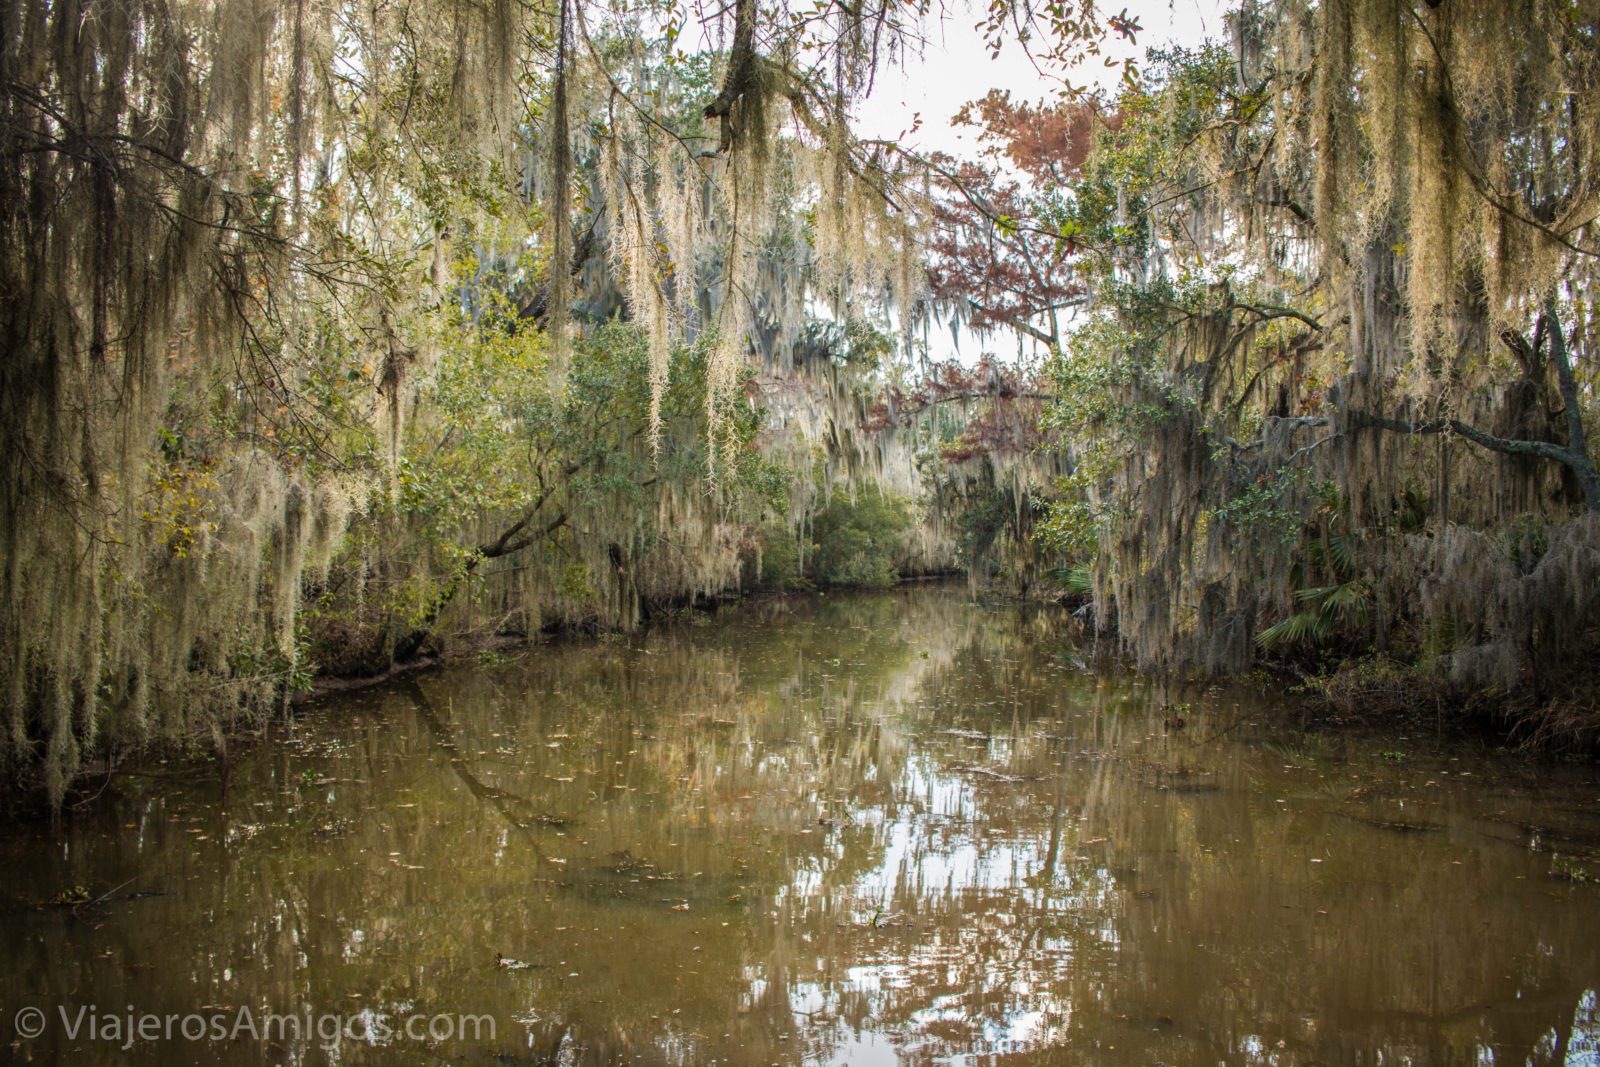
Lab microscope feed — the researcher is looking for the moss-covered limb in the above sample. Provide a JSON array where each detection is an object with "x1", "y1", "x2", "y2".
[
  {"x1": 1350, "y1": 412, "x2": 1574, "y2": 462},
  {"x1": 891, "y1": 387, "x2": 1061, "y2": 417},
  {"x1": 1345, "y1": 307, "x2": 1598, "y2": 512},
  {"x1": 515, "y1": 209, "x2": 605, "y2": 326},
  {"x1": 478, "y1": 509, "x2": 572, "y2": 562},
  {"x1": 1445, "y1": 425, "x2": 1595, "y2": 510},
  {"x1": 476, "y1": 473, "x2": 577, "y2": 560},
  {"x1": 1222, "y1": 416, "x2": 1331, "y2": 455},
  {"x1": 1545, "y1": 304, "x2": 1600, "y2": 511},
  {"x1": 391, "y1": 509, "x2": 573, "y2": 666},
  {"x1": 702, "y1": 0, "x2": 759, "y2": 154},
  {"x1": 1230, "y1": 302, "x2": 1323, "y2": 333}
]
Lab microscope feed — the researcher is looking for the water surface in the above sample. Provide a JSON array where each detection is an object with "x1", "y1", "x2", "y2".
[{"x1": 3, "y1": 587, "x2": 1599, "y2": 1064}]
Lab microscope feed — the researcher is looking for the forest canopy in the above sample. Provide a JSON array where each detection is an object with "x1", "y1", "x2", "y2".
[{"x1": 2, "y1": 0, "x2": 1598, "y2": 803}]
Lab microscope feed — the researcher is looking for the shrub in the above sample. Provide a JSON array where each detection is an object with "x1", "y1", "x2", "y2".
[{"x1": 808, "y1": 489, "x2": 910, "y2": 587}]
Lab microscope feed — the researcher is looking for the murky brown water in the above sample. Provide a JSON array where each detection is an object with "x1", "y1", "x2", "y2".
[{"x1": 3, "y1": 586, "x2": 1599, "y2": 1065}]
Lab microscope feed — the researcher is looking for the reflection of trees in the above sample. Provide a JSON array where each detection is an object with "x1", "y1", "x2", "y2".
[
  {"x1": 1077, "y1": 717, "x2": 1600, "y2": 1065},
  {"x1": 0, "y1": 587, "x2": 1596, "y2": 1065},
  {"x1": 702, "y1": 593, "x2": 1600, "y2": 1066}
]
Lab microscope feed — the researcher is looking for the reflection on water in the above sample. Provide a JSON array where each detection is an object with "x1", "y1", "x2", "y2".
[{"x1": 3, "y1": 586, "x2": 1599, "y2": 1065}]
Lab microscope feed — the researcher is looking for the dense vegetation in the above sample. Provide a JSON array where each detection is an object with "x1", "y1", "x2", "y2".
[
  {"x1": 2, "y1": 0, "x2": 1597, "y2": 803},
  {"x1": 1027, "y1": 11, "x2": 1600, "y2": 746}
]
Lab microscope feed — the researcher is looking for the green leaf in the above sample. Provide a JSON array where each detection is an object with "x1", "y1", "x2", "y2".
[{"x1": 1256, "y1": 610, "x2": 1326, "y2": 649}]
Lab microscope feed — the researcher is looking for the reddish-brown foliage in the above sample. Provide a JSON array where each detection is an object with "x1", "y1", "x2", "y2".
[
  {"x1": 864, "y1": 358, "x2": 1053, "y2": 459},
  {"x1": 953, "y1": 90, "x2": 1117, "y2": 185},
  {"x1": 923, "y1": 95, "x2": 1116, "y2": 345}
]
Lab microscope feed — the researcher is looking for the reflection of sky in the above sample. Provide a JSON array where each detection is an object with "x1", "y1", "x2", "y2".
[
  {"x1": 1556, "y1": 988, "x2": 1600, "y2": 1067},
  {"x1": 779, "y1": 732, "x2": 1119, "y2": 1060}
]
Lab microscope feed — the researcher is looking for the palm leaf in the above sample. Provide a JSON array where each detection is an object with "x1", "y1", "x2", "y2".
[
  {"x1": 1064, "y1": 561, "x2": 1094, "y2": 595},
  {"x1": 1320, "y1": 579, "x2": 1370, "y2": 620},
  {"x1": 1326, "y1": 534, "x2": 1356, "y2": 577},
  {"x1": 1257, "y1": 610, "x2": 1327, "y2": 648}
]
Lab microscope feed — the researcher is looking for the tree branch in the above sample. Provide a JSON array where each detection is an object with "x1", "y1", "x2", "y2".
[
  {"x1": 1352, "y1": 405, "x2": 1598, "y2": 511},
  {"x1": 1544, "y1": 301, "x2": 1600, "y2": 510},
  {"x1": 962, "y1": 297, "x2": 1058, "y2": 347},
  {"x1": 516, "y1": 207, "x2": 604, "y2": 324},
  {"x1": 703, "y1": 0, "x2": 759, "y2": 154}
]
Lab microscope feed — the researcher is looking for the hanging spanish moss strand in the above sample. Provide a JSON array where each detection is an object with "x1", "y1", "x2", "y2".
[{"x1": 545, "y1": 0, "x2": 576, "y2": 388}]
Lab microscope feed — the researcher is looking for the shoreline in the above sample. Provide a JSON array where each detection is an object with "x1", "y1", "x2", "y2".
[{"x1": 10, "y1": 580, "x2": 1595, "y2": 820}]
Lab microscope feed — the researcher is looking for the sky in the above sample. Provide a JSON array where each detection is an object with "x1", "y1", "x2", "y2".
[
  {"x1": 839, "y1": 0, "x2": 1229, "y2": 365},
  {"x1": 675, "y1": 0, "x2": 1233, "y2": 363},
  {"x1": 852, "y1": 0, "x2": 1229, "y2": 156}
]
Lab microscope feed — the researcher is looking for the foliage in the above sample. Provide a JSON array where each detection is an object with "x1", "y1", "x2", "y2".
[
  {"x1": 1256, "y1": 535, "x2": 1370, "y2": 651},
  {"x1": 969, "y1": 16, "x2": 1600, "y2": 702},
  {"x1": 954, "y1": 487, "x2": 1013, "y2": 572},
  {"x1": 0, "y1": 0, "x2": 979, "y2": 801},
  {"x1": 806, "y1": 489, "x2": 912, "y2": 588},
  {"x1": 756, "y1": 522, "x2": 808, "y2": 591}
]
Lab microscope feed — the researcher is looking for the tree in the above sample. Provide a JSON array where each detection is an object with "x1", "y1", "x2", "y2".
[
  {"x1": 917, "y1": 93, "x2": 1113, "y2": 350},
  {"x1": 994, "y1": 13, "x2": 1600, "y2": 724},
  {"x1": 0, "y1": 0, "x2": 1144, "y2": 802}
]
